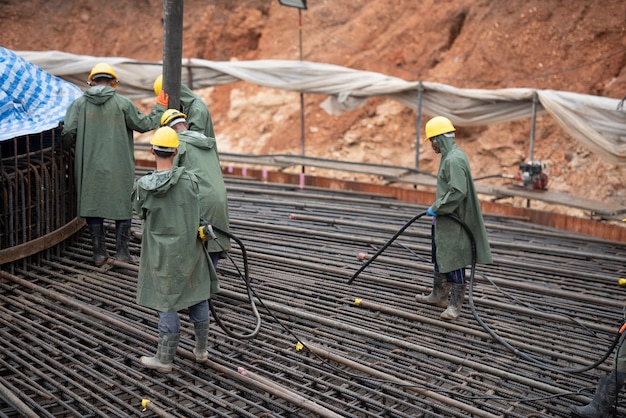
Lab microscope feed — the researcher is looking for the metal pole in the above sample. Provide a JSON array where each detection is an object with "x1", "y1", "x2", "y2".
[
  {"x1": 163, "y1": 0, "x2": 183, "y2": 110},
  {"x1": 299, "y1": 8, "x2": 306, "y2": 174},
  {"x1": 415, "y1": 81, "x2": 424, "y2": 170},
  {"x1": 526, "y1": 92, "x2": 539, "y2": 208},
  {"x1": 529, "y1": 92, "x2": 538, "y2": 161}
]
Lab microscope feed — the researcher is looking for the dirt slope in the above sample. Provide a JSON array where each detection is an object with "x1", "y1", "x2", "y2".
[{"x1": 4, "y1": 0, "x2": 626, "y2": 214}]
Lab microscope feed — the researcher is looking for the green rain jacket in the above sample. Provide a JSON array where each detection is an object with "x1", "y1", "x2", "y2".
[
  {"x1": 62, "y1": 85, "x2": 163, "y2": 219},
  {"x1": 181, "y1": 84, "x2": 215, "y2": 139},
  {"x1": 174, "y1": 130, "x2": 231, "y2": 253},
  {"x1": 132, "y1": 167, "x2": 219, "y2": 312},
  {"x1": 431, "y1": 135, "x2": 492, "y2": 273}
]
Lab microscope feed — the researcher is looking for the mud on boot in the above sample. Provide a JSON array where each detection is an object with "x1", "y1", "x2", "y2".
[
  {"x1": 440, "y1": 282, "x2": 466, "y2": 321},
  {"x1": 140, "y1": 333, "x2": 180, "y2": 374},
  {"x1": 415, "y1": 273, "x2": 451, "y2": 308},
  {"x1": 193, "y1": 320, "x2": 210, "y2": 363}
]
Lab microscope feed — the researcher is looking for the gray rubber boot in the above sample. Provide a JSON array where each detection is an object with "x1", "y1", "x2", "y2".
[
  {"x1": 415, "y1": 273, "x2": 451, "y2": 308},
  {"x1": 88, "y1": 224, "x2": 108, "y2": 267},
  {"x1": 570, "y1": 370, "x2": 625, "y2": 417},
  {"x1": 193, "y1": 320, "x2": 210, "y2": 363},
  {"x1": 140, "y1": 333, "x2": 180, "y2": 374},
  {"x1": 440, "y1": 283, "x2": 466, "y2": 320},
  {"x1": 115, "y1": 222, "x2": 138, "y2": 264}
]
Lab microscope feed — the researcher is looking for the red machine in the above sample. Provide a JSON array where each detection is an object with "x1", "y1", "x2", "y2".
[{"x1": 514, "y1": 161, "x2": 549, "y2": 190}]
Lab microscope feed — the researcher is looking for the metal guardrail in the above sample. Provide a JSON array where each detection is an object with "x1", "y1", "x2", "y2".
[{"x1": 212, "y1": 151, "x2": 626, "y2": 220}]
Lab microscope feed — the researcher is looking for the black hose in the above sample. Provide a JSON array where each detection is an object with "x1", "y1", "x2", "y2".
[
  {"x1": 349, "y1": 211, "x2": 623, "y2": 374},
  {"x1": 348, "y1": 211, "x2": 428, "y2": 285},
  {"x1": 202, "y1": 224, "x2": 262, "y2": 340}
]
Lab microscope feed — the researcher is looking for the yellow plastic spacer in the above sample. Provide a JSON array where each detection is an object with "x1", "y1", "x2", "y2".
[
  {"x1": 619, "y1": 278, "x2": 626, "y2": 287},
  {"x1": 295, "y1": 342, "x2": 304, "y2": 351},
  {"x1": 354, "y1": 298, "x2": 361, "y2": 306},
  {"x1": 141, "y1": 399, "x2": 151, "y2": 411}
]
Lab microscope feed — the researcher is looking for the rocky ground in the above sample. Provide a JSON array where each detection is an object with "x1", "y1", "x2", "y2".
[{"x1": 4, "y1": 0, "x2": 626, "y2": 216}]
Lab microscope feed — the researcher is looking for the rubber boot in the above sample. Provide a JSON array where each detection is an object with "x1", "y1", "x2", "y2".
[
  {"x1": 415, "y1": 273, "x2": 451, "y2": 308},
  {"x1": 88, "y1": 224, "x2": 108, "y2": 267},
  {"x1": 440, "y1": 283, "x2": 466, "y2": 321},
  {"x1": 570, "y1": 370, "x2": 626, "y2": 417},
  {"x1": 193, "y1": 320, "x2": 210, "y2": 363},
  {"x1": 140, "y1": 333, "x2": 180, "y2": 374},
  {"x1": 115, "y1": 222, "x2": 138, "y2": 264}
]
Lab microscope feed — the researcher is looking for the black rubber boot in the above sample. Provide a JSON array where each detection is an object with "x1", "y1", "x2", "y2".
[
  {"x1": 115, "y1": 222, "x2": 138, "y2": 263},
  {"x1": 88, "y1": 224, "x2": 108, "y2": 267},
  {"x1": 140, "y1": 333, "x2": 180, "y2": 374},
  {"x1": 570, "y1": 370, "x2": 625, "y2": 417},
  {"x1": 416, "y1": 273, "x2": 451, "y2": 308},
  {"x1": 440, "y1": 282, "x2": 466, "y2": 321}
]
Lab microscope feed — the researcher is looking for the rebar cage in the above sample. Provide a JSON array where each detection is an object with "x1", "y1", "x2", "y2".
[{"x1": 0, "y1": 127, "x2": 77, "y2": 258}]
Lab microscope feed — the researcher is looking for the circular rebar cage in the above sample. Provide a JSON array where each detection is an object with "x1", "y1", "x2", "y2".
[{"x1": 0, "y1": 127, "x2": 78, "y2": 266}]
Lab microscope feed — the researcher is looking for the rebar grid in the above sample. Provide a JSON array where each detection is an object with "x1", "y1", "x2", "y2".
[{"x1": 0, "y1": 176, "x2": 624, "y2": 417}]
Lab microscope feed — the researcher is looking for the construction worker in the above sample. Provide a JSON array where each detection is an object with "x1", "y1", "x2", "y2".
[
  {"x1": 62, "y1": 62, "x2": 168, "y2": 266},
  {"x1": 569, "y1": 328, "x2": 626, "y2": 416},
  {"x1": 132, "y1": 126, "x2": 218, "y2": 373},
  {"x1": 160, "y1": 109, "x2": 231, "y2": 267},
  {"x1": 153, "y1": 75, "x2": 215, "y2": 138},
  {"x1": 415, "y1": 116, "x2": 492, "y2": 320},
  {"x1": 570, "y1": 368, "x2": 626, "y2": 417}
]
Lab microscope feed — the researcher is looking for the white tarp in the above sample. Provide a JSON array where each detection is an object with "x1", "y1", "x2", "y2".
[{"x1": 16, "y1": 50, "x2": 626, "y2": 166}]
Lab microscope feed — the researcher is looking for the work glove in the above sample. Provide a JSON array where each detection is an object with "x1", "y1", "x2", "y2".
[
  {"x1": 156, "y1": 89, "x2": 169, "y2": 108},
  {"x1": 426, "y1": 206, "x2": 437, "y2": 217}
]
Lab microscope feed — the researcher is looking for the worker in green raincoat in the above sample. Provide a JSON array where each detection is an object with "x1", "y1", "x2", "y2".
[
  {"x1": 62, "y1": 62, "x2": 167, "y2": 266},
  {"x1": 415, "y1": 116, "x2": 492, "y2": 320},
  {"x1": 132, "y1": 127, "x2": 219, "y2": 374},
  {"x1": 160, "y1": 109, "x2": 231, "y2": 267},
  {"x1": 153, "y1": 75, "x2": 215, "y2": 138},
  {"x1": 569, "y1": 315, "x2": 626, "y2": 416}
]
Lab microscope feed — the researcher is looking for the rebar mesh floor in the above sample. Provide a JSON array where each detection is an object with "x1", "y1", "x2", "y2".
[{"x1": 1, "y1": 176, "x2": 625, "y2": 417}]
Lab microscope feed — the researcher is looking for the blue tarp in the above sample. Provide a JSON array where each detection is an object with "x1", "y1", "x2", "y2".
[{"x1": 0, "y1": 47, "x2": 82, "y2": 142}]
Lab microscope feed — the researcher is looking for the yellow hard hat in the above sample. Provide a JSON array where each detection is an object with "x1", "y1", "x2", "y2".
[
  {"x1": 153, "y1": 75, "x2": 163, "y2": 96},
  {"x1": 424, "y1": 116, "x2": 455, "y2": 142},
  {"x1": 150, "y1": 126, "x2": 180, "y2": 150},
  {"x1": 160, "y1": 109, "x2": 187, "y2": 127},
  {"x1": 88, "y1": 63, "x2": 118, "y2": 83}
]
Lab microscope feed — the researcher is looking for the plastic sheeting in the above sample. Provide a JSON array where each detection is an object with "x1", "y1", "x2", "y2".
[
  {"x1": 15, "y1": 50, "x2": 626, "y2": 166},
  {"x1": 0, "y1": 48, "x2": 82, "y2": 142}
]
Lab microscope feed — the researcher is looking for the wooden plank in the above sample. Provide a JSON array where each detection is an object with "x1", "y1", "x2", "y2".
[{"x1": 391, "y1": 174, "x2": 625, "y2": 219}]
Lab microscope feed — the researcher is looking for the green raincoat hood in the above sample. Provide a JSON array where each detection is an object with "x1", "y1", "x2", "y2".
[
  {"x1": 84, "y1": 85, "x2": 115, "y2": 105},
  {"x1": 136, "y1": 167, "x2": 187, "y2": 197},
  {"x1": 179, "y1": 130, "x2": 215, "y2": 150}
]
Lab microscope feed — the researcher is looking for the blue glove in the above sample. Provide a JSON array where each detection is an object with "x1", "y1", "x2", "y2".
[{"x1": 426, "y1": 206, "x2": 437, "y2": 217}]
